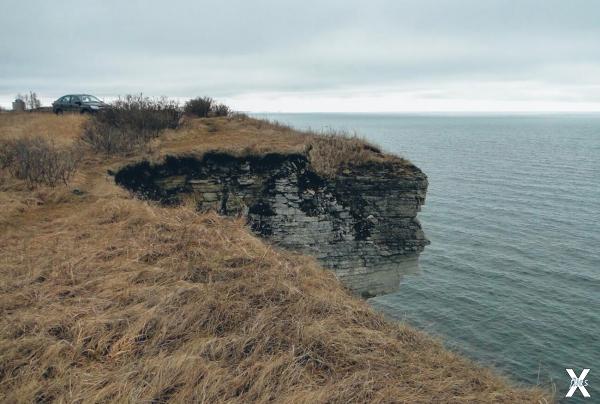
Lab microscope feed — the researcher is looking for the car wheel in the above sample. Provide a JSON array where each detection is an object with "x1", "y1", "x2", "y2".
[{"x1": 55, "y1": 109, "x2": 63, "y2": 115}]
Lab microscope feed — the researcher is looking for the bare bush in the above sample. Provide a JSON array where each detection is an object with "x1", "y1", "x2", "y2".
[
  {"x1": 82, "y1": 94, "x2": 181, "y2": 155},
  {"x1": 106, "y1": 94, "x2": 180, "y2": 136},
  {"x1": 0, "y1": 136, "x2": 81, "y2": 188},
  {"x1": 184, "y1": 97, "x2": 213, "y2": 117},
  {"x1": 212, "y1": 103, "x2": 231, "y2": 117},
  {"x1": 81, "y1": 121, "x2": 144, "y2": 155},
  {"x1": 184, "y1": 97, "x2": 232, "y2": 118},
  {"x1": 16, "y1": 91, "x2": 42, "y2": 110}
]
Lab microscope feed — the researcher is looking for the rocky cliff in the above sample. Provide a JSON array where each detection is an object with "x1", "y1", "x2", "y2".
[{"x1": 115, "y1": 152, "x2": 429, "y2": 297}]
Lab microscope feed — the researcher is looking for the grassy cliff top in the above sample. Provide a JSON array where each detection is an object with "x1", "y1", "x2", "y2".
[
  {"x1": 0, "y1": 112, "x2": 420, "y2": 179},
  {"x1": 0, "y1": 113, "x2": 549, "y2": 402},
  {"x1": 157, "y1": 115, "x2": 420, "y2": 178}
]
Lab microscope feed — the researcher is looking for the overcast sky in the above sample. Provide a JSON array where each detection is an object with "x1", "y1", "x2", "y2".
[{"x1": 1, "y1": 0, "x2": 599, "y2": 112}]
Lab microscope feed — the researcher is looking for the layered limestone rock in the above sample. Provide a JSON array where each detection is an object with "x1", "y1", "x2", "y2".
[{"x1": 115, "y1": 152, "x2": 429, "y2": 297}]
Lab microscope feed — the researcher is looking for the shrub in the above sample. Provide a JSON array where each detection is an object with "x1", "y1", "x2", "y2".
[
  {"x1": 212, "y1": 103, "x2": 231, "y2": 117},
  {"x1": 0, "y1": 136, "x2": 81, "y2": 188},
  {"x1": 106, "y1": 94, "x2": 180, "y2": 136},
  {"x1": 184, "y1": 97, "x2": 213, "y2": 117},
  {"x1": 82, "y1": 94, "x2": 181, "y2": 155},
  {"x1": 81, "y1": 121, "x2": 144, "y2": 155},
  {"x1": 307, "y1": 130, "x2": 384, "y2": 177},
  {"x1": 183, "y1": 97, "x2": 232, "y2": 118}
]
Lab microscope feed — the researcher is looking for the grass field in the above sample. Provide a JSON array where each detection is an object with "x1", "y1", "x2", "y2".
[{"x1": 0, "y1": 113, "x2": 551, "y2": 402}]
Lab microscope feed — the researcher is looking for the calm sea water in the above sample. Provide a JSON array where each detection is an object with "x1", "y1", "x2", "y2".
[{"x1": 253, "y1": 113, "x2": 600, "y2": 400}]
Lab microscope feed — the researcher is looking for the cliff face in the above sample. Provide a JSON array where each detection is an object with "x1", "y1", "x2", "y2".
[{"x1": 115, "y1": 152, "x2": 429, "y2": 297}]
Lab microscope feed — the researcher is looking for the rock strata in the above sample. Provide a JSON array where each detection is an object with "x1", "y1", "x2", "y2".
[{"x1": 115, "y1": 152, "x2": 429, "y2": 297}]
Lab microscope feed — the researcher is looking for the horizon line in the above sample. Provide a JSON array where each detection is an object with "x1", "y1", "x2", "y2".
[{"x1": 247, "y1": 110, "x2": 600, "y2": 114}]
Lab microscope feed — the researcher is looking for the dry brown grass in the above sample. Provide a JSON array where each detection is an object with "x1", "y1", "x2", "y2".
[
  {"x1": 157, "y1": 115, "x2": 310, "y2": 157},
  {"x1": 0, "y1": 112, "x2": 86, "y2": 146},
  {"x1": 157, "y1": 116, "x2": 408, "y2": 178},
  {"x1": 0, "y1": 113, "x2": 90, "y2": 226},
  {"x1": 0, "y1": 136, "x2": 81, "y2": 188},
  {"x1": 0, "y1": 112, "x2": 552, "y2": 403},
  {"x1": 306, "y1": 130, "x2": 404, "y2": 178}
]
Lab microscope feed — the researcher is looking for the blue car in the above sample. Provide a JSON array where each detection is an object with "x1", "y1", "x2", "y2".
[{"x1": 52, "y1": 94, "x2": 108, "y2": 114}]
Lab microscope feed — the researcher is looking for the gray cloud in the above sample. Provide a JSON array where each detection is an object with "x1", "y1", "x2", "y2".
[{"x1": 1, "y1": 0, "x2": 599, "y2": 110}]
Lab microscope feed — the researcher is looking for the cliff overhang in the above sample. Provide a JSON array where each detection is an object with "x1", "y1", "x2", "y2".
[{"x1": 115, "y1": 151, "x2": 429, "y2": 297}]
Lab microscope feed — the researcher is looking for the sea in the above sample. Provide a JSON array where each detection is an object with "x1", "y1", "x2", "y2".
[{"x1": 253, "y1": 112, "x2": 600, "y2": 401}]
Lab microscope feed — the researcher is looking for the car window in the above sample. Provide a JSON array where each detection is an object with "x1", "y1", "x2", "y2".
[
  {"x1": 71, "y1": 95, "x2": 80, "y2": 103},
  {"x1": 61, "y1": 96, "x2": 70, "y2": 104},
  {"x1": 81, "y1": 95, "x2": 101, "y2": 103}
]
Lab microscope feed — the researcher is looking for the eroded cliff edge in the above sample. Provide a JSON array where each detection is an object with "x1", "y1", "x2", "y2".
[{"x1": 115, "y1": 151, "x2": 429, "y2": 297}]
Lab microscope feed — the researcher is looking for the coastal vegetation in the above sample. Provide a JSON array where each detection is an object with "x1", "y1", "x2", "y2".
[
  {"x1": 82, "y1": 94, "x2": 180, "y2": 155},
  {"x1": 0, "y1": 107, "x2": 550, "y2": 402},
  {"x1": 0, "y1": 136, "x2": 81, "y2": 188},
  {"x1": 306, "y1": 130, "x2": 400, "y2": 178},
  {"x1": 184, "y1": 96, "x2": 231, "y2": 118}
]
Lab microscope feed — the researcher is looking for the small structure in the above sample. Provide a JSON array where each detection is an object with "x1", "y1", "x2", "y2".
[{"x1": 12, "y1": 99, "x2": 25, "y2": 112}]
